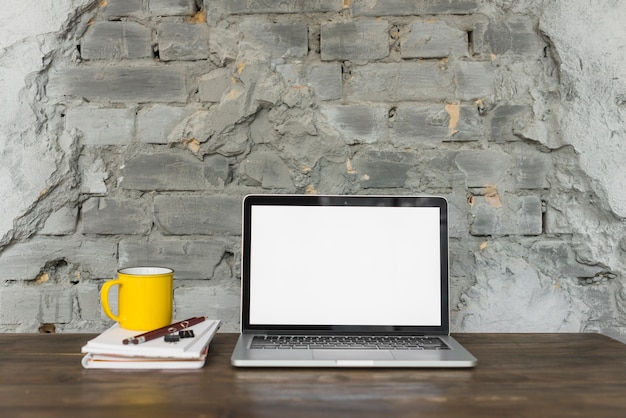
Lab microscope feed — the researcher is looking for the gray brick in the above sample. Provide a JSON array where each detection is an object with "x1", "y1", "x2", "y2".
[
  {"x1": 320, "y1": 104, "x2": 388, "y2": 145},
  {"x1": 470, "y1": 195, "x2": 542, "y2": 236},
  {"x1": 353, "y1": 151, "x2": 415, "y2": 189},
  {"x1": 174, "y1": 286, "x2": 240, "y2": 332},
  {"x1": 348, "y1": 62, "x2": 454, "y2": 102},
  {"x1": 150, "y1": 0, "x2": 197, "y2": 16},
  {"x1": 455, "y1": 61, "x2": 495, "y2": 101},
  {"x1": 198, "y1": 68, "x2": 232, "y2": 102},
  {"x1": 120, "y1": 151, "x2": 229, "y2": 190},
  {"x1": 39, "y1": 207, "x2": 78, "y2": 236},
  {"x1": 0, "y1": 237, "x2": 117, "y2": 281},
  {"x1": 321, "y1": 20, "x2": 389, "y2": 61},
  {"x1": 531, "y1": 241, "x2": 605, "y2": 279},
  {"x1": 47, "y1": 65, "x2": 189, "y2": 103},
  {"x1": 75, "y1": 282, "x2": 101, "y2": 321},
  {"x1": 352, "y1": 0, "x2": 479, "y2": 16},
  {"x1": 65, "y1": 107, "x2": 134, "y2": 146},
  {"x1": 514, "y1": 154, "x2": 550, "y2": 190},
  {"x1": 137, "y1": 105, "x2": 195, "y2": 144},
  {"x1": 447, "y1": 104, "x2": 483, "y2": 141},
  {"x1": 79, "y1": 154, "x2": 108, "y2": 194},
  {"x1": 485, "y1": 18, "x2": 545, "y2": 57},
  {"x1": 308, "y1": 64, "x2": 343, "y2": 100},
  {"x1": 401, "y1": 21, "x2": 468, "y2": 59},
  {"x1": 81, "y1": 197, "x2": 152, "y2": 235},
  {"x1": 412, "y1": 151, "x2": 466, "y2": 189},
  {"x1": 276, "y1": 63, "x2": 342, "y2": 101},
  {"x1": 102, "y1": 0, "x2": 142, "y2": 18},
  {"x1": 455, "y1": 151, "x2": 512, "y2": 188},
  {"x1": 81, "y1": 22, "x2": 152, "y2": 60},
  {"x1": 391, "y1": 105, "x2": 449, "y2": 147},
  {"x1": 119, "y1": 238, "x2": 234, "y2": 279},
  {"x1": 240, "y1": 21, "x2": 307, "y2": 60},
  {"x1": 219, "y1": 0, "x2": 341, "y2": 14},
  {"x1": 490, "y1": 105, "x2": 531, "y2": 142},
  {"x1": 158, "y1": 23, "x2": 209, "y2": 61},
  {"x1": 0, "y1": 286, "x2": 41, "y2": 324},
  {"x1": 241, "y1": 151, "x2": 295, "y2": 190},
  {"x1": 154, "y1": 195, "x2": 242, "y2": 235},
  {"x1": 40, "y1": 286, "x2": 73, "y2": 323}
]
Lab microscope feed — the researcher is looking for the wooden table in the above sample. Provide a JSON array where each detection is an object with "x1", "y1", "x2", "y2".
[{"x1": 0, "y1": 333, "x2": 625, "y2": 417}]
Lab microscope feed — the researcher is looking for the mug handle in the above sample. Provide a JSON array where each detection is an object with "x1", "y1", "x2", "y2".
[{"x1": 100, "y1": 279, "x2": 121, "y2": 322}]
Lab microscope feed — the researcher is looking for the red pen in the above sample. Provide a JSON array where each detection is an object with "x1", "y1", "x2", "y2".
[{"x1": 122, "y1": 316, "x2": 206, "y2": 345}]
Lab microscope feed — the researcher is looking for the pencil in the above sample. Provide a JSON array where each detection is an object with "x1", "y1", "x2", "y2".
[{"x1": 122, "y1": 316, "x2": 206, "y2": 345}]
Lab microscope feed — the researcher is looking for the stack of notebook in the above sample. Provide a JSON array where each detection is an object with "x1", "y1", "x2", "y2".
[{"x1": 81, "y1": 318, "x2": 220, "y2": 369}]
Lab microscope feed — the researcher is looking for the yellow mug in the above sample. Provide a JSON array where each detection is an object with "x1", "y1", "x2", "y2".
[{"x1": 100, "y1": 267, "x2": 174, "y2": 331}]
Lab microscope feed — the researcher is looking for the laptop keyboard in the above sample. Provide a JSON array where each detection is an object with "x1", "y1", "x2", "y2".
[{"x1": 250, "y1": 335, "x2": 450, "y2": 350}]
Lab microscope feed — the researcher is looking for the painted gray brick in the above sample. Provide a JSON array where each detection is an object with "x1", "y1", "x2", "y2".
[
  {"x1": 0, "y1": 287, "x2": 43, "y2": 325},
  {"x1": 276, "y1": 63, "x2": 342, "y2": 101},
  {"x1": 455, "y1": 61, "x2": 495, "y2": 101},
  {"x1": 240, "y1": 21, "x2": 307, "y2": 60},
  {"x1": 40, "y1": 207, "x2": 78, "y2": 236},
  {"x1": 47, "y1": 65, "x2": 189, "y2": 102},
  {"x1": 321, "y1": 20, "x2": 389, "y2": 61},
  {"x1": 455, "y1": 151, "x2": 513, "y2": 188},
  {"x1": 348, "y1": 62, "x2": 454, "y2": 102},
  {"x1": 150, "y1": 0, "x2": 197, "y2": 16},
  {"x1": 65, "y1": 107, "x2": 134, "y2": 146},
  {"x1": 75, "y1": 282, "x2": 101, "y2": 321},
  {"x1": 0, "y1": 238, "x2": 117, "y2": 281},
  {"x1": 120, "y1": 151, "x2": 230, "y2": 190},
  {"x1": 470, "y1": 195, "x2": 543, "y2": 236},
  {"x1": 514, "y1": 154, "x2": 550, "y2": 189},
  {"x1": 413, "y1": 151, "x2": 466, "y2": 189},
  {"x1": 240, "y1": 151, "x2": 295, "y2": 190},
  {"x1": 39, "y1": 286, "x2": 73, "y2": 324},
  {"x1": 198, "y1": 68, "x2": 232, "y2": 102},
  {"x1": 353, "y1": 151, "x2": 416, "y2": 189},
  {"x1": 490, "y1": 105, "x2": 531, "y2": 142},
  {"x1": 485, "y1": 18, "x2": 545, "y2": 57},
  {"x1": 320, "y1": 104, "x2": 388, "y2": 145},
  {"x1": 137, "y1": 105, "x2": 195, "y2": 144},
  {"x1": 401, "y1": 21, "x2": 468, "y2": 59},
  {"x1": 391, "y1": 105, "x2": 449, "y2": 147},
  {"x1": 119, "y1": 238, "x2": 234, "y2": 279},
  {"x1": 352, "y1": 0, "x2": 479, "y2": 16},
  {"x1": 82, "y1": 198, "x2": 152, "y2": 235},
  {"x1": 174, "y1": 286, "x2": 240, "y2": 332},
  {"x1": 532, "y1": 241, "x2": 605, "y2": 279},
  {"x1": 102, "y1": 0, "x2": 142, "y2": 18},
  {"x1": 154, "y1": 195, "x2": 242, "y2": 235},
  {"x1": 81, "y1": 21, "x2": 152, "y2": 60},
  {"x1": 218, "y1": 0, "x2": 341, "y2": 14},
  {"x1": 158, "y1": 23, "x2": 209, "y2": 61}
]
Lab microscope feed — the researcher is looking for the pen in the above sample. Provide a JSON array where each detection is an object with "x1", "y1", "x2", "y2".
[{"x1": 122, "y1": 316, "x2": 206, "y2": 345}]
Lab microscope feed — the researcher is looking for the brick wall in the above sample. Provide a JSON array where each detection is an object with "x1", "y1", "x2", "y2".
[{"x1": 0, "y1": 0, "x2": 620, "y2": 338}]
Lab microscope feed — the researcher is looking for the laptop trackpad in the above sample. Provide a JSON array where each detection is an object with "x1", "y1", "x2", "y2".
[{"x1": 313, "y1": 350, "x2": 394, "y2": 361}]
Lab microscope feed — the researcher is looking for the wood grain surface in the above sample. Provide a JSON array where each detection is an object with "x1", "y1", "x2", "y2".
[{"x1": 0, "y1": 333, "x2": 624, "y2": 417}]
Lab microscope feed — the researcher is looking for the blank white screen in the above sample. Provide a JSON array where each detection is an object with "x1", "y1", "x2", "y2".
[{"x1": 248, "y1": 205, "x2": 442, "y2": 326}]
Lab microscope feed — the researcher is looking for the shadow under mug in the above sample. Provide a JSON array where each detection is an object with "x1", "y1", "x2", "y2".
[{"x1": 100, "y1": 267, "x2": 174, "y2": 331}]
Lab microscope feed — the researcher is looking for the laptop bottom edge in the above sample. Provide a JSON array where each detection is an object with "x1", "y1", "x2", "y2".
[{"x1": 230, "y1": 334, "x2": 477, "y2": 368}]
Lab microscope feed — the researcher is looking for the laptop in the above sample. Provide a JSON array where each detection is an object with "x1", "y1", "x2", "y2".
[{"x1": 230, "y1": 194, "x2": 477, "y2": 367}]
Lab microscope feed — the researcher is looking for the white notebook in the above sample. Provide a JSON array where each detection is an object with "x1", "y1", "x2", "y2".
[{"x1": 81, "y1": 318, "x2": 220, "y2": 369}]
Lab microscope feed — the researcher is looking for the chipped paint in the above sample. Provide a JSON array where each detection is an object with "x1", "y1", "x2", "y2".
[
  {"x1": 346, "y1": 158, "x2": 356, "y2": 174},
  {"x1": 484, "y1": 185, "x2": 502, "y2": 208},
  {"x1": 445, "y1": 103, "x2": 460, "y2": 136},
  {"x1": 187, "y1": 11, "x2": 206, "y2": 24},
  {"x1": 35, "y1": 273, "x2": 49, "y2": 284}
]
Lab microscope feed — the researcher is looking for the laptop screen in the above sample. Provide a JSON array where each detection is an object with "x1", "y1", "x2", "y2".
[{"x1": 241, "y1": 195, "x2": 449, "y2": 334}]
